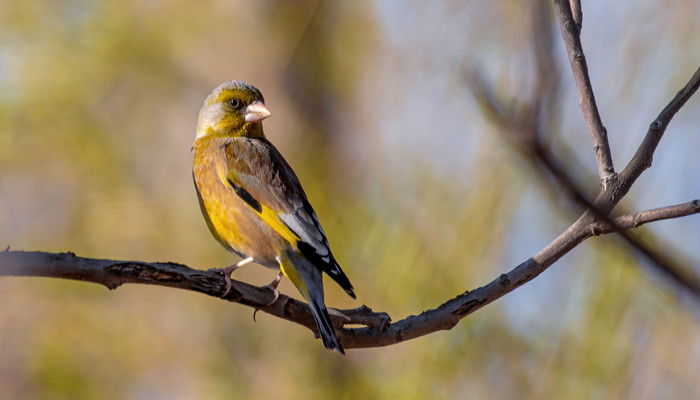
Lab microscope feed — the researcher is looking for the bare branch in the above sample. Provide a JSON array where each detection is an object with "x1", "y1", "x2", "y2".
[
  {"x1": 3, "y1": 2, "x2": 700, "y2": 352},
  {"x1": 551, "y1": 7, "x2": 700, "y2": 301},
  {"x1": 527, "y1": 144, "x2": 700, "y2": 301},
  {"x1": 569, "y1": 0, "x2": 582, "y2": 29},
  {"x1": 0, "y1": 250, "x2": 391, "y2": 342},
  {"x1": 592, "y1": 200, "x2": 700, "y2": 233},
  {"x1": 618, "y1": 65, "x2": 700, "y2": 190},
  {"x1": 553, "y1": 0, "x2": 615, "y2": 181},
  {"x1": 469, "y1": 69, "x2": 700, "y2": 302},
  {"x1": 466, "y1": 5, "x2": 700, "y2": 303},
  {"x1": 2, "y1": 189, "x2": 691, "y2": 350},
  {"x1": 0, "y1": 240, "x2": 592, "y2": 349}
]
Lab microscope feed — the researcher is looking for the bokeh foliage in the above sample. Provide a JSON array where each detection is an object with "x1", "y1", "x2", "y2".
[{"x1": 1, "y1": 1, "x2": 700, "y2": 399}]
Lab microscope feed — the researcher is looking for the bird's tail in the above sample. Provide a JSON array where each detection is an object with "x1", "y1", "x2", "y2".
[{"x1": 280, "y1": 250, "x2": 344, "y2": 355}]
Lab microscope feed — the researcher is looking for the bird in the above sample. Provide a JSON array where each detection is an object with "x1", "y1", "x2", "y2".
[{"x1": 192, "y1": 80, "x2": 355, "y2": 354}]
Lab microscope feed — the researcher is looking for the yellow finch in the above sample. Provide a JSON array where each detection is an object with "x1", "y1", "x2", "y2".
[{"x1": 192, "y1": 80, "x2": 355, "y2": 354}]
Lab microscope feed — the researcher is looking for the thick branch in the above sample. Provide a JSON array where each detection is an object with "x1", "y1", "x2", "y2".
[
  {"x1": 553, "y1": 0, "x2": 615, "y2": 181},
  {"x1": 0, "y1": 240, "x2": 579, "y2": 349},
  {"x1": 0, "y1": 250, "x2": 392, "y2": 340},
  {"x1": 1, "y1": 194, "x2": 690, "y2": 351}
]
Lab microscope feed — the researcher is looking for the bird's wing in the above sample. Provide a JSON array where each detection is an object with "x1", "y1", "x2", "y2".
[{"x1": 225, "y1": 137, "x2": 355, "y2": 298}]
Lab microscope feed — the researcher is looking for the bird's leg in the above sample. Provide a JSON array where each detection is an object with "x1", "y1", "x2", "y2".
[
  {"x1": 208, "y1": 256, "x2": 254, "y2": 297},
  {"x1": 253, "y1": 271, "x2": 284, "y2": 322},
  {"x1": 264, "y1": 271, "x2": 284, "y2": 306}
]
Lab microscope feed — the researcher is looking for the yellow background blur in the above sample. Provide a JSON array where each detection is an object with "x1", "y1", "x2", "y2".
[{"x1": 2, "y1": 1, "x2": 700, "y2": 399}]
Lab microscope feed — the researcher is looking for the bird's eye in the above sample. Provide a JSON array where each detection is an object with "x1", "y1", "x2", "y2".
[{"x1": 228, "y1": 98, "x2": 241, "y2": 109}]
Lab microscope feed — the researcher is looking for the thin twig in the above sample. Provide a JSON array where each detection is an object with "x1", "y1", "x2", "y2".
[
  {"x1": 467, "y1": 3, "x2": 700, "y2": 302},
  {"x1": 592, "y1": 200, "x2": 700, "y2": 233},
  {"x1": 569, "y1": 0, "x2": 582, "y2": 29},
  {"x1": 617, "y1": 65, "x2": 700, "y2": 192},
  {"x1": 469, "y1": 69, "x2": 700, "y2": 301},
  {"x1": 533, "y1": 144, "x2": 700, "y2": 299},
  {"x1": 553, "y1": 0, "x2": 615, "y2": 181}
]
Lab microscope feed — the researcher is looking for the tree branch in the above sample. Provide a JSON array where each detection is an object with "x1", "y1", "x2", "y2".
[
  {"x1": 591, "y1": 200, "x2": 700, "y2": 234},
  {"x1": 569, "y1": 0, "x2": 582, "y2": 29},
  {"x1": 0, "y1": 249, "x2": 392, "y2": 340},
  {"x1": 467, "y1": 1, "x2": 700, "y2": 303},
  {"x1": 553, "y1": 0, "x2": 615, "y2": 181},
  {"x1": 0, "y1": 241, "x2": 616, "y2": 349},
  {"x1": 533, "y1": 139, "x2": 700, "y2": 300},
  {"x1": 3, "y1": 1, "x2": 700, "y2": 352},
  {"x1": 2, "y1": 188, "x2": 696, "y2": 351},
  {"x1": 468, "y1": 62, "x2": 700, "y2": 301},
  {"x1": 617, "y1": 65, "x2": 700, "y2": 192}
]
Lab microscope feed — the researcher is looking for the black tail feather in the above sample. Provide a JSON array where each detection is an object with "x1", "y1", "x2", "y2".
[{"x1": 309, "y1": 299, "x2": 345, "y2": 355}]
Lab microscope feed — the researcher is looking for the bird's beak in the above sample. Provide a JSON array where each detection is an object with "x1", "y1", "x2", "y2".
[{"x1": 244, "y1": 101, "x2": 271, "y2": 123}]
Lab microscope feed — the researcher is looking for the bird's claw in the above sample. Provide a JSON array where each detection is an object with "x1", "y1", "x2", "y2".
[
  {"x1": 252, "y1": 272, "x2": 284, "y2": 321},
  {"x1": 264, "y1": 271, "x2": 283, "y2": 306},
  {"x1": 208, "y1": 266, "x2": 235, "y2": 297},
  {"x1": 208, "y1": 257, "x2": 255, "y2": 297},
  {"x1": 264, "y1": 283, "x2": 280, "y2": 306}
]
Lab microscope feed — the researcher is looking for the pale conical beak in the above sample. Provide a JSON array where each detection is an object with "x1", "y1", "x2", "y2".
[{"x1": 244, "y1": 101, "x2": 271, "y2": 123}]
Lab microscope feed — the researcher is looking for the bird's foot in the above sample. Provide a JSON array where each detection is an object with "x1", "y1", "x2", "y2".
[
  {"x1": 253, "y1": 271, "x2": 284, "y2": 322},
  {"x1": 208, "y1": 256, "x2": 254, "y2": 297},
  {"x1": 264, "y1": 271, "x2": 283, "y2": 306}
]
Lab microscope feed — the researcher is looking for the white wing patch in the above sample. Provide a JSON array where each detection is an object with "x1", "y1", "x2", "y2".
[
  {"x1": 278, "y1": 210, "x2": 330, "y2": 258},
  {"x1": 277, "y1": 200, "x2": 351, "y2": 296}
]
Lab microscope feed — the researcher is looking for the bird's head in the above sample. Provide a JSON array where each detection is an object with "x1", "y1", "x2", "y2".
[{"x1": 195, "y1": 80, "x2": 271, "y2": 140}]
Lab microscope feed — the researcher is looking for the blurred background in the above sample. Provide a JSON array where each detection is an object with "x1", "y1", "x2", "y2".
[{"x1": 1, "y1": 0, "x2": 700, "y2": 398}]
